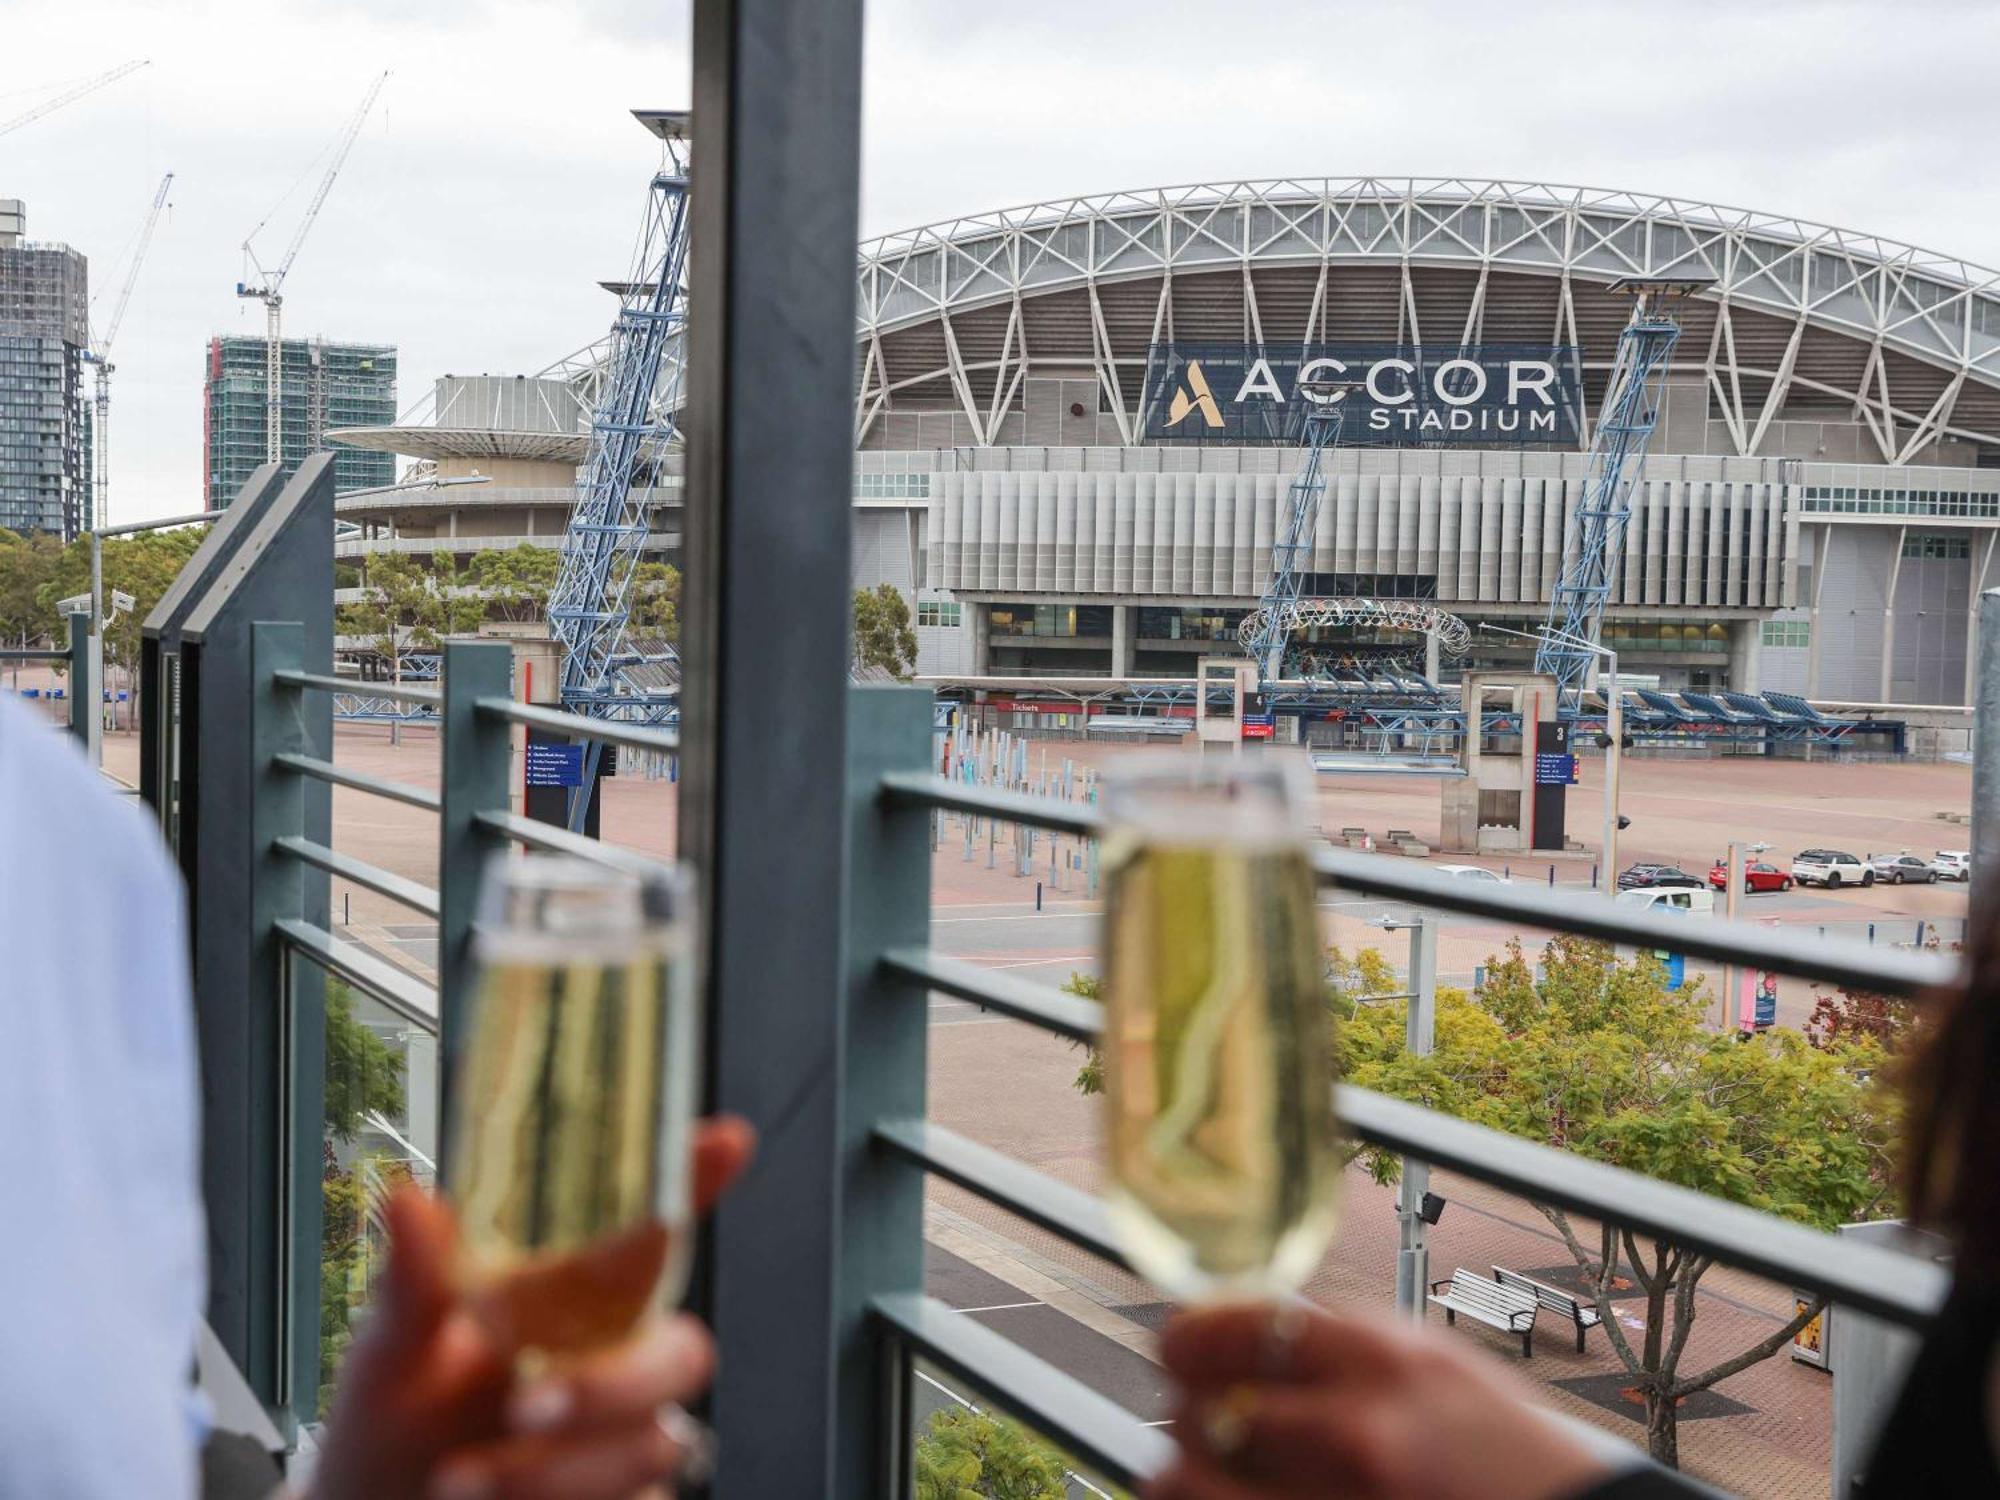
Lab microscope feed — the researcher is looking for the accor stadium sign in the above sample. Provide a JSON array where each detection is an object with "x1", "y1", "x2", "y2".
[{"x1": 1140, "y1": 342, "x2": 1583, "y2": 446}]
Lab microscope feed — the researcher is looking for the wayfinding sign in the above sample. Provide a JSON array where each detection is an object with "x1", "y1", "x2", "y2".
[{"x1": 1141, "y1": 342, "x2": 1583, "y2": 446}]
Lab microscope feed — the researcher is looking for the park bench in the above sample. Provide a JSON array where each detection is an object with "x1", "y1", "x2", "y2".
[
  {"x1": 1494, "y1": 1265, "x2": 1602, "y2": 1353},
  {"x1": 1428, "y1": 1269, "x2": 1537, "y2": 1357}
]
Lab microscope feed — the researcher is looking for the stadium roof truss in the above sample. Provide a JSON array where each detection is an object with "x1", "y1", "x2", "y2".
[{"x1": 854, "y1": 178, "x2": 2000, "y2": 463}]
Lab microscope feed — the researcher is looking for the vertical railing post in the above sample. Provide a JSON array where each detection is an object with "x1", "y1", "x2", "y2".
[
  {"x1": 65, "y1": 609, "x2": 91, "y2": 746},
  {"x1": 436, "y1": 640, "x2": 514, "y2": 1154},
  {"x1": 836, "y1": 688, "x2": 934, "y2": 1495},
  {"x1": 679, "y1": 0, "x2": 865, "y2": 1493},
  {"x1": 1973, "y1": 588, "x2": 2000, "y2": 918},
  {"x1": 252, "y1": 622, "x2": 326, "y2": 1435}
]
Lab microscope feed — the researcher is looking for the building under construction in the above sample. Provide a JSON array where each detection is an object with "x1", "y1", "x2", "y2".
[
  {"x1": 0, "y1": 199, "x2": 92, "y2": 539},
  {"x1": 203, "y1": 334, "x2": 397, "y2": 506}
]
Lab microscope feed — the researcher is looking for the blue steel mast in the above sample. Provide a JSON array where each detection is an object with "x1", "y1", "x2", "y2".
[
  {"x1": 1533, "y1": 279, "x2": 1707, "y2": 712},
  {"x1": 1242, "y1": 387, "x2": 1347, "y2": 685},
  {"x1": 547, "y1": 112, "x2": 691, "y2": 827}
]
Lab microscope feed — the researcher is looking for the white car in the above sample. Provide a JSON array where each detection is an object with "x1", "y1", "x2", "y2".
[
  {"x1": 1791, "y1": 849, "x2": 1874, "y2": 889},
  {"x1": 1433, "y1": 864, "x2": 1510, "y2": 884},
  {"x1": 1932, "y1": 850, "x2": 1971, "y2": 881}
]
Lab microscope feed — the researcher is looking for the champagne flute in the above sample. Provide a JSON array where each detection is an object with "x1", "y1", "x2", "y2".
[
  {"x1": 1099, "y1": 753, "x2": 1340, "y2": 1300},
  {"x1": 446, "y1": 854, "x2": 700, "y2": 1359}
]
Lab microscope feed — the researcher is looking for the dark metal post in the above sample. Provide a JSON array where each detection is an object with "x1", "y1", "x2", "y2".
[
  {"x1": 65, "y1": 610, "x2": 90, "y2": 745},
  {"x1": 436, "y1": 640, "x2": 514, "y2": 1151},
  {"x1": 836, "y1": 688, "x2": 933, "y2": 1495},
  {"x1": 1973, "y1": 588, "x2": 2000, "y2": 915},
  {"x1": 679, "y1": 0, "x2": 865, "y2": 1490},
  {"x1": 254, "y1": 623, "x2": 327, "y2": 1435}
]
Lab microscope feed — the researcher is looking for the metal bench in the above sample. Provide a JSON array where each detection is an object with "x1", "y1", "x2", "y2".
[
  {"x1": 1493, "y1": 1265, "x2": 1602, "y2": 1353},
  {"x1": 1428, "y1": 1268, "x2": 1538, "y2": 1357}
]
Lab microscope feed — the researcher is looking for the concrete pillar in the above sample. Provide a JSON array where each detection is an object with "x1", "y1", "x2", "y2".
[
  {"x1": 1727, "y1": 619, "x2": 1760, "y2": 695},
  {"x1": 1806, "y1": 523, "x2": 1832, "y2": 699},
  {"x1": 1110, "y1": 604, "x2": 1133, "y2": 677},
  {"x1": 1966, "y1": 533, "x2": 1998, "y2": 707},
  {"x1": 1881, "y1": 526, "x2": 1907, "y2": 704},
  {"x1": 969, "y1": 603, "x2": 991, "y2": 675},
  {"x1": 1424, "y1": 628, "x2": 1441, "y2": 684}
]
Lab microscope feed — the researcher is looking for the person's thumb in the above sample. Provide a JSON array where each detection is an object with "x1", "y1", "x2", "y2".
[{"x1": 370, "y1": 1185, "x2": 458, "y2": 1358}]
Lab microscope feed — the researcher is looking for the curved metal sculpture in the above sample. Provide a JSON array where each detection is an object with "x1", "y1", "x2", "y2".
[{"x1": 1236, "y1": 597, "x2": 1472, "y2": 673}]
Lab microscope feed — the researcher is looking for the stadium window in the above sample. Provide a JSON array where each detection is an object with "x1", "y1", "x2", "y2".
[
  {"x1": 917, "y1": 601, "x2": 961, "y2": 628},
  {"x1": 1901, "y1": 533, "x2": 1972, "y2": 560},
  {"x1": 1761, "y1": 619, "x2": 1810, "y2": 648}
]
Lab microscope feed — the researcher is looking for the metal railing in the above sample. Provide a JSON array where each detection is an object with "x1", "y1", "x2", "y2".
[{"x1": 0, "y1": 610, "x2": 92, "y2": 745}]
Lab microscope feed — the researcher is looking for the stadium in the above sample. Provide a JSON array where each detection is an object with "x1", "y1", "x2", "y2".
[{"x1": 339, "y1": 176, "x2": 2000, "y2": 716}]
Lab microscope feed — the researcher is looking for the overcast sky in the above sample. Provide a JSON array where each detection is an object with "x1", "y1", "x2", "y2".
[{"x1": 7, "y1": 0, "x2": 2000, "y2": 522}]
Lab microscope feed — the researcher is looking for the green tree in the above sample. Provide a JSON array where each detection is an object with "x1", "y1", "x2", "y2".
[
  {"x1": 0, "y1": 528, "x2": 63, "y2": 647},
  {"x1": 36, "y1": 526, "x2": 206, "y2": 685},
  {"x1": 629, "y1": 560, "x2": 682, "y2": 642},
  {"x1": 469, "y1": 544, "x2": 563, "y2": 624},
  {"x1": 853, "y1": 582, "x2": 918, "y2": 679},
  {"x1": 1343, "y1": 936, "x2": 1898, "y2": 1467},
  {"x1": 913, "y1": 1407, "x2": 1071, "y2": 1500},
  {"x1": 339, "y1": 555, "x2": 485, "y2": 731}
]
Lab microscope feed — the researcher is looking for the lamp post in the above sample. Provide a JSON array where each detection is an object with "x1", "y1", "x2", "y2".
[
  {"x1": 1719, "y1": 838, "x2": 1771, "y2": 1031},
  {"x1": 1374, "y1": 909, "x2": 1437, "y2": 1322},
  {"x1": 1477, "y1": 622, "x2": 1624, "y2": 897}
]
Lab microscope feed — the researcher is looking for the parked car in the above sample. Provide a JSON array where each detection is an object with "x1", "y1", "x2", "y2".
[
  {"x1": 1707, "y1": 860, "x2": 1792, "y2": 893},
  {"x1": 1932, "y1": 850, "x2": 1971, "y2": 881},
  {"x1": 1434, "y1": 864, "x2": 1510, "y2": 884},
  {"x1": 1615, "y1": 886, "x2": 1715, "y2": 916},
  {"x1": 1791, "y1": 849, "x2": 1874, "y2": 888},
  {"x1": 1617, "y1": 863, "x2": 1704, "y2": 891},
  {"x1": 1869, "y1": 853, "x2": 1938, "y2": 885}
]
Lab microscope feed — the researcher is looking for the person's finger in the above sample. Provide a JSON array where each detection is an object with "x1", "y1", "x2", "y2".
[
  {"x1": 692, "y1": 1114, "x2": 756, "y2": 1214},
  {"x1": 426, "y1": 1415, "x2": 680, "y2": 1500},
  {"x1": 1177, "y1": 1385, "x2": 1402, "y2": 1493},
  {"x1": 507, "y1": 1314, "x2": 715, "y2": 1435},
  {"x1": 1160, "y1": 1303, "x2": 1409, "y2": 1389},
  {"x1": 367, "y1": 1186, "x2": 460, "y2": 1361}
]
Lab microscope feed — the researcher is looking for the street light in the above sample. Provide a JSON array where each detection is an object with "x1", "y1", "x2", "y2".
[
  {"x1": 1719, "y1": 839, "x2": 1772, "y2": 1031},
  {"x1": 1477, "y1": 621, "x2": 1625, "y2": 898},
  {"x1": 1371, "y1": 910, "x2": 1437, "y2": 1322}
]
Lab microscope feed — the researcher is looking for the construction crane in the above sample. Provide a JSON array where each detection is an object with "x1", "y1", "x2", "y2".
[
  {"x1": 83, "y1": 171, "x2": 173, "y2": 532},
  {"x1": 546, "y1": 110, "x2": 692, "y2": 830},
  {"x1": 0, "y1": 60, "x2": 148, "y2": 139},
  {"x1": 236, "y1": 71, "x2": 388, "y2": 466},
  {"x1": 1533, "y1": 277, "x2": 1711, "y2": 712}
]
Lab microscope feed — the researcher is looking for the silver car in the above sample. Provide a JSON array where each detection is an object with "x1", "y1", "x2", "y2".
[{"x1": 1868, "y1": 853, "x2": 1937, "y2": 885}]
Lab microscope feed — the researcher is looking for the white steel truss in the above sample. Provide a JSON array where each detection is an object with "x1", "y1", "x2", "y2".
[
  {"x1": 854, "y1": 177, "x2": 2000, "y2": 457},
  {"x1": 1235, "y1": 597, "x2": 1472, "y2": 662}
]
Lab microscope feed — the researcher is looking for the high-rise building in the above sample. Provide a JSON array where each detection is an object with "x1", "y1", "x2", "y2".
[
  {"x1": 0, "y1": 199, "x2": 92, "y2": 540},
  {"x1": 203, "y1": 335, "x2": 397, "y2": 506}
]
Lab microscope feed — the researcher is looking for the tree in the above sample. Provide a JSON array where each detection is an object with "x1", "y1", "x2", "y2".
[
  {"x1": 853, "y1": 582, "x2": 918, "y2": 679},
  {"x1": 35, "y1": 526, "x2": 207, "y2": 688},
  {"x1": 1342, "y1": 936, "x2": 1898, "y2": 1467},
  {"x1": 469, "y1": 544, "x2": 562, "y2": 624},
  {"x1": 339, "y1": 555, "x2": 485, "y2": 739},
  {"x1": 628, "y1": 560, "x2": 682, "y2": 642},
  {"x1": 913, "y1": 1407, "x2": 1072, "y2": 1500},
  {"x1": 0, "y1": 528, "x2": 63, "y2": 647}
]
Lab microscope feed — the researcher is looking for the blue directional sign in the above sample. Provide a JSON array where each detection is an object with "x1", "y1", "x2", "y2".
[
  {"x1": 525, "y1": 742, "x2": 585, "y2": 788},
  {"x1": 1534, "y1": 752, "x2": 1578, "y2": 786}
]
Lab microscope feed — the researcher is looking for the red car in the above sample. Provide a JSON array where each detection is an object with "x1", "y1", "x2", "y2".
[{"x1": 1708, "y1": 860, "x2": 1792, "y2": 893}]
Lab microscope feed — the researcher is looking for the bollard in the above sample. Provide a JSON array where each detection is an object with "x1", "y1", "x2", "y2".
[
  {"x1": 1868, "y1": 922, "x2": 1876, "y2": 946},
  {"x1": 1036, "y1": 880, "x2": 1043, "y2": 912},
  {"x1": 1591, "y1": 863, "x2": 1598, "y2": 889},
  {"x1": 1548, "y1": 864, "x2": 1556, "y2": 887},
  {"x1": 1916, "y1": 919, "x2": 1926, "y2": 948},
  {"x1": 343, "y1": 892, "x2": 350, "y2": 926}
]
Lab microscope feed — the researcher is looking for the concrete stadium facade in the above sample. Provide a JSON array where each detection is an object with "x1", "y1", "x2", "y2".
[{"x1": 341, "y1": 177, "x2": 2000, "y2": 707}]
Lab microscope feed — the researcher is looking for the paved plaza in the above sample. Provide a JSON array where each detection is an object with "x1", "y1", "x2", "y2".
[{"x1": 96, "y1": 721, "x2": 1968, "y2": 1494}]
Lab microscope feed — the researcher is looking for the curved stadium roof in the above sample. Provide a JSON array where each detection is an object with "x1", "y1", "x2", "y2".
[{"x1": 853, "y1": 177, "x2": 2000, "y2": 461}]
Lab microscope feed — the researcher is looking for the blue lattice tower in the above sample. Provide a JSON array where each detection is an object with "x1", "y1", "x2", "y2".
[
  {"x1": 1534, "y1": 280, "x2": 1706, "y2": 713},
  {"x1": 1245, "y1": 394, "x2": 1345, "y2": 684},
  {"x1": 546, "y1": 113, "x2": 691, "y2": 825}
]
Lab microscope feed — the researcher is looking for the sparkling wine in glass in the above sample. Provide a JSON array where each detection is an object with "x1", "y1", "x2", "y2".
[
  {"x1": 1099, "y1": 753, "x2": 1340, "y2": 1300},
  {"x1": 446, "y1": 854, "x2": 699, "y2": 1357}
]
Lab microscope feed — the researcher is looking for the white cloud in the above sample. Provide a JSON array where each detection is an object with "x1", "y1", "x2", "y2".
[{"x1": 6, "y1": 0, "x2": 2000, "y2": 520}]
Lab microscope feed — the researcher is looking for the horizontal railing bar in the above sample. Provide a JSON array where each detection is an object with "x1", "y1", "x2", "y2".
[
  {"x1": 874, "y1": 1119, "x2": 1129, "y2": 1270},
  {"x1": 880, "y1": 948, "x2": 1102, "y2": 1044},
  {"x1": 477, "y1": 810, "x2": 675, "y2": 877},
  {"x1": 880, "y1": 952, "x2": 1946, "y2": 1327},
  {"x1": 1338, "y1": 1086, "x2": 1947, "y2": 1330},
  {"x1": 873, "y1": 1293, "x2": 1172, "y2": 1487},
  {"x1": 0, "y1": 649, "x2": 67, "y2": 661},
  {"x1": 274, "y1": 669, "x2": 441, "y2": 707},
  {"x1": 276, "y1": 918, "x2": 439, "y2": 1035},
  {"x1": 1307, "y1": 846, "x2": 1953, "y2": 997},
  {"x1": 873, "y1": 774, "x2": 1952, "y2": 997},
  {"x1": 879, "y1": 771, "x2": 1102, "y2": 837},
  {"x1": 274, "y1": 752, "x2": 441, "y2": 813},
  {"x1": 273, "y1": 835, "x2": 441, "y2": 919},
  {"x1": 473, "y1": 697, "x2": 680, "y2": 755}
]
